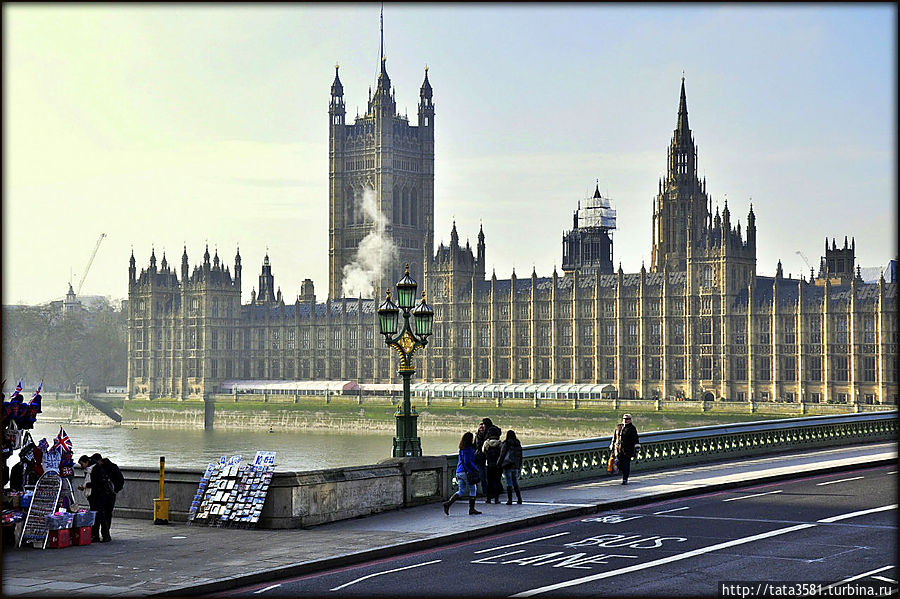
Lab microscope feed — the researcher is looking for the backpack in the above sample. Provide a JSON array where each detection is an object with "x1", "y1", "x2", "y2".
[{"x1": 105, "y1": 460, "x2": 125, "y2": 493}]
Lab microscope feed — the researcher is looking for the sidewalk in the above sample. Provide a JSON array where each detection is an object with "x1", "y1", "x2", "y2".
[{"x1": 2, "y1": 442, "x2": 896, "y2": 597}]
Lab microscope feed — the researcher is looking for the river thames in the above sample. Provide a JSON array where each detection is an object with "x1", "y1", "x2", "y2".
[{"x1": 26, "y1": 422, "x2": 560, "y2": 471}]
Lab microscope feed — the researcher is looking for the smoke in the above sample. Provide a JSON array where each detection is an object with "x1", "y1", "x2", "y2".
[{"x1": 341, "y1": 188, "x2": 397, "y2": 298}]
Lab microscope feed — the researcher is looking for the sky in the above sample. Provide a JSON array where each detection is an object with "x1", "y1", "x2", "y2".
[{"x1": 3, "y1": 4, "x2": 897, "y2": 306}]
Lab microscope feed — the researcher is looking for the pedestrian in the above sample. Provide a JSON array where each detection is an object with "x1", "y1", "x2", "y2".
[
  {"x1": 442, "y1": 431, "x2": 482, "y2": 516},
  {"x1": 608, "y1": 423, "x2": 624, "y2": 474},
  {"x1": 78, "y1": 455, "x2": 102, "y2": 541},
  {"x1": 618, "y1": 414, "x2": 641, "y2": 485},
  {"x1": 482, "y1": 425, "x2": 503, "y2": 504},
  {"x1": 497, "y1": 429, "x2": 523, "y2": 505},
  {"x1": 87, "y1": 452, "x2": 123, "y2": 542},
  {"x1": 473, "y1": 417, "x2": 493, "y2": 497}
]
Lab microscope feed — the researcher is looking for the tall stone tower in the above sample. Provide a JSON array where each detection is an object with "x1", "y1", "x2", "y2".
[
  {"x1": 328, "y1": 16, "x2": 434, "y2": 299},
  {"x1": 650, "y1": 77, "x2": 711, "y2": 273}
]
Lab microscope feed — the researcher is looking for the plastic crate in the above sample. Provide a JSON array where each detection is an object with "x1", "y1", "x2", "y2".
[
  {"x1": 71, "y1": 526, "x2": 92, "y2": 546},
  {"x1": 47, "y1": 528, "x2": 71, "y2": 549},
  {"x1": 74, "y1": 510, "x2": 96, "y2": 527}
]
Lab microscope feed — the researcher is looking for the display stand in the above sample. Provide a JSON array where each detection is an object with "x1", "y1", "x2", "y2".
[
  {"x1": 18, "y1": 471, "x2": 62, "y2": 549},
  {"x1": 187, "y1": 452, "x2": 275, "y2": 529}
]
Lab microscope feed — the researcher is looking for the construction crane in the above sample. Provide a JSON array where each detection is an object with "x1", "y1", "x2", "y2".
[
  {"x1": 76, "y1": 233, "x2": 107, "y2": 295},
  {"x1": 795, "y1": 250, "x2": 816, "y2": 279}
]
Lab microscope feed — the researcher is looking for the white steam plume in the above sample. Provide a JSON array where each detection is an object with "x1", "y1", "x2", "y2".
[{"x1": 341, "y1": 188, "x2": 398, "y2": 298}]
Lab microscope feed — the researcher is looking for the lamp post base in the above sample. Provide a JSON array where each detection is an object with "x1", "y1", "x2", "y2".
[{"x1": 393, "y1": 411, "x2": 422, "y2": 457}]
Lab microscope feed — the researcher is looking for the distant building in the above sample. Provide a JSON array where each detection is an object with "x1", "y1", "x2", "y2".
[{"x1": 126, "y1": 57, "x2": 897, "y2": 406}]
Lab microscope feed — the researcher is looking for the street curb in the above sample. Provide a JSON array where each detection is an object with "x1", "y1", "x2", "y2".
[{"x1": 156, "y1": 457, "x2": 897, "y2": 596}]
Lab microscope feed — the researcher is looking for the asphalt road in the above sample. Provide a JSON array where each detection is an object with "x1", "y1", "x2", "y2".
[{"x1": 228, "y1": 465, "x2": 897, "y2": 597}]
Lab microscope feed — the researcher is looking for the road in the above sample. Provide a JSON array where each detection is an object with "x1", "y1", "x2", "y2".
[{"x1": 227, "y1": 465, "x2": 897, "y2": 597}]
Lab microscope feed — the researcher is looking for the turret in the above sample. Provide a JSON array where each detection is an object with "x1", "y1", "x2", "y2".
[
  {"x1": 234, "y1": 247, "x2": 242, "y2": 288},
  {"x1": 476, "y1": 224, "x2": 486, "y2": 280},
  {"x1": 149, "y1": 248, "x2": 157, "y2": 272},
  {"x1": 418, "y1": 66, "x2": 434, "y2": 128},
  {"x1": 129, "y1": 250, "x2": 136, "y2": 284},
  {"x1": 181, "y1": 246, "x2": 189, "y2": 281},
  {"x1": 330, "y1": 64, "x2": 345, "y2": 126}
]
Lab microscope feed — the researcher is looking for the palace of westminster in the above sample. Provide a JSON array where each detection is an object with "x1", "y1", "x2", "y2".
[{"x1": 126, "y1": 48, "x2": 898, "y2": 406}]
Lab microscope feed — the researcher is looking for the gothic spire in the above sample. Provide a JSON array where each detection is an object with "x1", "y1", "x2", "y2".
[{"x1": 676, "y1": 72, "x2": 690, "y2": 138}]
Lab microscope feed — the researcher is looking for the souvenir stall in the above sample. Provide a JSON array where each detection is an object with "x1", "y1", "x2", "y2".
[{"x1": 2, "y1": 381, "x2": 95, "y2": 549}]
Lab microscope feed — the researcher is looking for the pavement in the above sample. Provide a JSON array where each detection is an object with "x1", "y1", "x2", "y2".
[{"x1": 2, "y1": 442, "x2": 896, "y2": 597}]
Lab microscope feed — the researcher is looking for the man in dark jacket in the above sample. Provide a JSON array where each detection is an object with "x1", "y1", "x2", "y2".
[
  {"x1": 88, "y1": 453, "x2": 123, "y2": 542},
  {"x1": 617, "y1": 414, "x2": 640, "y2": 485},
  {"x1": 473, "y1": 418, "x2": 493, "y2": 497},
  {"x1": 482, "y1": 425, "x2": 503, "y2": 504}
]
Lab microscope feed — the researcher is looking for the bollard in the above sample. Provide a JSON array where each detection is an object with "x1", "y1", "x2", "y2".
[{"x1": 153, "y1": 456, "x2": 170, "y2": 525}]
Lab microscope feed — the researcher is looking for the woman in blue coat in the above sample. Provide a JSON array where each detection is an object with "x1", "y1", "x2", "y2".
[{"x1": 442, "y1": 432, "x2": 482, "y2": 515}]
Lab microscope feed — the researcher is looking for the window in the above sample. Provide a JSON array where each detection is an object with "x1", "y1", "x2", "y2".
[
  {"x1": 808, "y1": 317, "x2": 822, "y2": 344},
  {"x1": 733, "y1": 357, "x2": 747, "y2": 380},
  {"x1": 243, "y1": 332, "x2": 250, "y2": 350},
  {"x1": 580, "y1": 323, "x2": 593, "y2": 346},
  {"x1": 700, "y1": 356, "x2": 712, "y2": 380},
  {"x1": 807, "y1": 356, "x2": 822, "y2": 381},
  {"x1": 365, "y1": 328, "x2": 373, "y2": 347},
  {"x1": 460, "y1": 327, "x2": 471, "y2": 348},
  {"x1": 226, "y1": 331, "x2": 233, "y2": 350},
  {"x1": 833, "y1": 317, "x2": 848, "y2": 344},
  {"x1": 271, "y1": 361, "x2": 280, "y2": 379},
  {"x1": 517, "y1": 359, "x2": 529, "y2": 379},
  {"x1": 671, "y1": 357, "x2": 684, "y2": 380},
  {"x1": 755, "y1": 357, "x2": 771, "y2": 381},
  {"x1": 702, "y1": 266, "x2": 714, "y2": 287},
  {"x1": 317, "y1": 329, "x2": 326, "y2": 349},
  {"x1": 288, "y1": 330, "x2": 296, "y2": 349},
  {"x1": 864, "y1": 318, "x2": 876, "y2": 344},
  {"x1": 604, "y1": 301, "x2": 615, "y2": 316},
  {"x1": 700, "y1": 320, "x2": 712, "y2": 345},
  {"x1": 783, "y1": 318, "x2": 795, "y2": 345},
  {"x1": 258, "y1": 329, "x2": 265, "y2": 350},
  {"x1": 649, "y1": 357, "x2": 661, "y2": 380},
  {"x1": 211, "y1": 330, "x2": 218, "y2": 351},
  {"x1": 605, "y1": 324, "x2": 616, "y2": 346},
  {"x1": 557, "y1": 358, "x2": 570, "y2": 380},
  {"x1": 539, "y1": 325, "x2": 550, "y2": 346},
  {"x1": 627, "y1": 358, "x2": 638, "y2": 380},
  {"x1": 580, "y1": 359, "x2": 594, "y2": 380},
  {"x1": 301, "y1": 329, "x2": 310, "y2": 349},
  {"x1": 560, "y1": 324, "x2": 572, "y2": 347},
  {"x1": 863, "y1": 357, "x2": 876, "y2": 382},
  {"x1": 605, "y1": 357, "x2": 616, "y2": 380},
  {"x1": 649, "y1": 322, "x2": 661, "y2": 346},
  {"x1": 627, "y1": 322, "x2": 638, "y2": 345},
  {"x1": 735, "y1": 327, "x2": 746, "y2": 346},
  {"x1": 833, "y1": 356, "x2": 849, "y2": 381},
  {"x1": 671, "y1": 322, "x2": 685, "y2": 345},
  {"x1": 498, "y1": 326, "x2": 510, "y2": 347},
  {"x1": 348, "y1": 329, "x2": 357, "y2": 349},
  {"x1": 758, "y1": 319, "x2": 770, "y2": 345},
  {"x1": 272, "y1": 329, "x2": 279, "y2": 350},
  {"x1": 210, "y1": 359, "x2": 218, "y2": 379},
  {"x1": 331, "y1": 329, "x2": 342, "y2": 349},
  {"x1": 212, "y1": 299, "x2": 219, "y2": 318},
  {"x1": 516, "y1": 325, "x2": 529, "y2": 346},
  {"x1": 783, "y1": 356, "x2": 796, "y2": 381}
]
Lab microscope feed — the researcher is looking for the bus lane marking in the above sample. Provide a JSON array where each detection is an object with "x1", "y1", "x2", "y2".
[
  {"x1": 328, "y1": 560, "x2": 442, "y2": 591},
  {"x1": 253, "y1": 584, "x2": 281, "y2": 594},
  {"x1": 722, "y1": 490, "x2": 782, "y2": 502},
  {"x1": 816, "y1": 476, "x2": 864, "y2": 486},
  {"x1": 473, "y1": 532, "x2": 571, "y2": 554},
  {"x1": 821, "y1": 565, "x2": 895, "y2": 593},
  {"x1": 511, "y1": 503, "x2": 898, "y2": 597},
  {"x1": 654, "y1": 506, "x2": 689, "y2": 515}
]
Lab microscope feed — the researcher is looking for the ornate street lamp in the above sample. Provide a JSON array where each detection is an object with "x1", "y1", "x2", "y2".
[{"x1": 377, "y1": 264, "x2": 433, "y2": 457}]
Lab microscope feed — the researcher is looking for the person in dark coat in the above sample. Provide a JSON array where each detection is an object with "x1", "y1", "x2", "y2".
[
  {"x1": 86, "y1": 453, "x2": 120, "y2": 542},
  {"x1": 617, "y1": 414, "x2": 641, "y2": 485},
  {"x1": 482, "y1": 425, "x2": 503, "y2": 504},
  {"x1": 497, "y1": 429, "x2": 523, "y2": 505},
  {"x1": 473, "y1": 418, "x2": 493, "y2": 497}
]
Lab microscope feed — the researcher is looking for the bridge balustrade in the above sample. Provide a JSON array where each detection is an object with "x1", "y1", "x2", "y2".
[{"x1": 446, "y1": 411, "x2": 897, "y2": 493}]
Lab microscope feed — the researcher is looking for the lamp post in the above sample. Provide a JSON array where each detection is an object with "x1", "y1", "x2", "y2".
[{"x1": 377, "y1": 264, "x2": 434, "y2": 457}]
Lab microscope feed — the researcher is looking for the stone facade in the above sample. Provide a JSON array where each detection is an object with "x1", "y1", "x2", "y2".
[{"x1": 126, "y1": 67, "x2": 898, "y2": 405}]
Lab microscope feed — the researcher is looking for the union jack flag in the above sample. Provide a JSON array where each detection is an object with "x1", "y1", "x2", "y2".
[
  {"x1": 53, "y1": 427, "x2": 73, "y2": 453},
  {"x1": 31, "y1": 381, "x2": 43, "y2": 401},
  {"x1": 10, "y1": 380, "x2": 23, "y2": 400}
]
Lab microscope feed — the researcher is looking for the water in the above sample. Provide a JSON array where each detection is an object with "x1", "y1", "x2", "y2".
[{"x1": 26, "y1": 423, "x2": 558, "y2": 472}]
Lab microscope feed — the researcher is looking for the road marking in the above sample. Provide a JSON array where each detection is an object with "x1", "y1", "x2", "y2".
[
  {"x1": 254, "y1": 584, "x2": 281, "y2": 594},
  {"x1": 818, "y1": 504, "x2": 898, "y2": 523},
  {"x1": 722, "y1": 490, "x2": 782, "y2": 502},
  {"x1": 329, "y1": 560, "x2": 441, "y2": 591},
  {"x1": 522, "y1": 502, "x2": 596, "y2": 507},
  {"x1": 511, "y1": 504, "x2": 898, "y2": 597},
  {"x1": 820, "y1": 565, "x2": 895, "y2": 593},
  {"x1": 653, "y1": 506, "x2": 689, "y2": 515},
  {"x1": 872, "y1": 576, "x2": 897, "y2": 584},
  {"x1": 886, "y1": 471, "x2": 897, "y2": 475},
  {"x1": 474, "y1": 532, "x2": 570, "y2": 554},
  {"x1": 816, "y1": 476, "x2": 864, "y2": 486}
]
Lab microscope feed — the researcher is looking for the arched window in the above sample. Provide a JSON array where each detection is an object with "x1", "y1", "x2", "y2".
[
  {"x1": 411, "y1": 188, "x2": 418, "y2": 227},
  {"x1": 393, "y1": 186, "x2": 401, "y2": 225}
]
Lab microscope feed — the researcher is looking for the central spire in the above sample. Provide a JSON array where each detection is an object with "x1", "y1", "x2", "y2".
[{"x1": 676, "y1": 72, "x2": 690, "y2": 138}]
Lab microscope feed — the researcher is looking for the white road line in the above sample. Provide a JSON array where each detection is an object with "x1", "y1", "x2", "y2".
[
  {"x1": 886, "y1": 471, "x2": 897, "y2": 475},
  {"x1": 521, "y1": 502, "x2": 596, "y2": 507},
  {"x1": 818, "y1": 504, "x2": 897, "y2": 523},
  {"x1": 253, "y1": 584, "x2": 281, "y2": 594},
  {"x1": 722, "y1": 490, "x2": 783, "y2": 502},
  {"x1": 510, "y1": 504, "x2": 898, "y2": 598},
  {"x1": 816, "y1": 476, "x2": 864, "y2": 486},
  {"x1": 473, "y1": 532, "x2": 571, "y2": 554},
  {"x1": 329, "y1": 560, "x2": 441, "y2": 591},
  {"x1": 653, "y1": 506, "x2": 689, "y2": 515},
  {"x1": 820, "y1": 565, "x2": 896, "y2": 593},
  {"x1": 872, "y1": 576, "x2": 897, "y2": 584}
]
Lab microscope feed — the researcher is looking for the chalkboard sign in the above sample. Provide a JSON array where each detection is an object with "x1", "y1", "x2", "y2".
[{"x1": 19, "y1": 471, "x2": 62, "y2": 549}]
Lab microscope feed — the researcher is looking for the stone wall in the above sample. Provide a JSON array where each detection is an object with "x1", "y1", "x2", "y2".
[{"x1": 107, "y1": 456, "x2": 448, "y2": 529}]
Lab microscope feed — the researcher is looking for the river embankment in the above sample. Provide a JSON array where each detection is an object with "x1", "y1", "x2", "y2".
[{"x1": 35, "y1": 392, "x2": 874, "y2": 439}]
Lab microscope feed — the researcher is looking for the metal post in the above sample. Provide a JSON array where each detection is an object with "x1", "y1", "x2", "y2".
[
  {"x1": 153, "y1": 456, "x2": 169, "y2": 525},
  {"x1": 393, "y1": 370, "x2": 422, "y2": 457}
]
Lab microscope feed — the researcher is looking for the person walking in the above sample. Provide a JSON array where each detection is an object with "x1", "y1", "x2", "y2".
[
  {"x1": 497, "y1": 429, "x2": 523, "y2": 505},
  {"x1": 618, "y1": 414, "x2": 641, "y2": 485},
  {"x1": 473, "y1": 418, "x2": 493, "y2": 497},
  {"x1": 609, "y1": 422, "x2": 624, "y2": 475},
  {"x1": 482, "y1": 425, "x2": 503, "y2": 504},
  {"x1": 443, "y1": 432, "x2": 482, "y2": 516}
]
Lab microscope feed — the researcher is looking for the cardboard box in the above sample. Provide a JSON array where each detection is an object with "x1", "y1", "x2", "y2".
[
  {"x1": 48, "y1": 529, "x2": 71, "y2": 549},
  {"x1": 71, "y1": 526, "x2": 92, "y2": 546}
]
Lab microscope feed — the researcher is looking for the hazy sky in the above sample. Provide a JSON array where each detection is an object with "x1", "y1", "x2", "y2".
[{"x1": 4, "y1": 4, "x2": 896, "y2": 306}]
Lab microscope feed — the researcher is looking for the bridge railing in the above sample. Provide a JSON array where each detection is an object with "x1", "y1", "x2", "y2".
[{"x1": 446, "y1": 411, "x2": 898, "y2": 492}]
